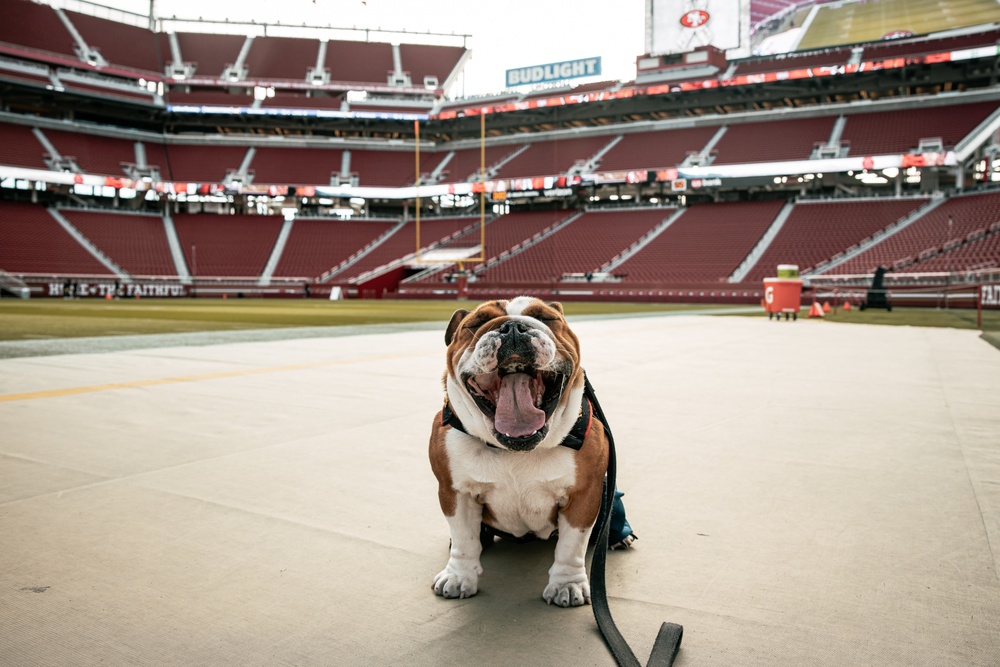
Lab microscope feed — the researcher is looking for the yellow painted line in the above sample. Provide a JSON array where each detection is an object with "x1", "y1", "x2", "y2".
[{"x1": 0, "y1": 351, "x2": 432, "y2": 403}]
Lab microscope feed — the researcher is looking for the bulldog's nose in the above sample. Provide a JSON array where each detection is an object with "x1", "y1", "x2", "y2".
[{"x1": 498, "y1": 320, "x2": 530, "y2": 336}]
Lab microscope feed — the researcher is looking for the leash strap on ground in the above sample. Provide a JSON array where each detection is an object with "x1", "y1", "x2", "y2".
[{"x1": 585, "y1": 374, "x2": 684, "y2": 667}]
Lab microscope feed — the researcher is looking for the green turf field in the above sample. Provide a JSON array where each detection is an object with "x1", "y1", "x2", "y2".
[
  {"x1": 792, "y1": 305, "x2": 999, "y2": 330},
  {"x1": 0, "y1": 298, "x2": 997, "y2": 343},
  {"x1": 749, "y1": 304, "x2": 1000, "y2": 349},
  {"x1": 0, "y1": 299, "x2": 748, "y2": 341}
]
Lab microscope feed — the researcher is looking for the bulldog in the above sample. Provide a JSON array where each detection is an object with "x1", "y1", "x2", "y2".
[{"x1": 428, "y1": 296, "x2": 613, "y2": 607}]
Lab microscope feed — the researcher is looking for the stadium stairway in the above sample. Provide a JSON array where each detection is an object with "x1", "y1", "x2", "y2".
[
  {"x1": 162, "y1": 211, "x2": 192, "y2": 283},
  {"x1": 0, "y1": 269, "x2": 29, "y2": 298},
  {"x1": 471, "y1": 211, "x2": 583, "y2": 278},
  {"x1": 258, "y1": 217, "x2": 295, "y2": 286},
  {"x1": 48, "y1": 208, "x2": 127, "y2": 278},
  {"x1": 320, "y1": 218, "x2": 408, "y2": 283},
  {"x1": 806, "y1": 195, "x2": 946, "y2": 275},
  {"x1": 600, "y1": 208, "x2": 685, "y2": 274},
  {"x1": 728, "y1": 200, "x2": 796, "y2": 282}
]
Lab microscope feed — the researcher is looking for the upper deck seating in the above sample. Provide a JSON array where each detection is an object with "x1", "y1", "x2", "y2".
[
  {"x1": 349, "y1": 149, "x2": 446, "y2": 187},
  {"x1": 712, "y1": 116, "x2": 835, "y2": 164},
  {"x1": 597, "y1": 126, "x2": 719, "y2": 172},
  {"x1": 171, "y1": 32, "x2": 246, "y2": 79},
  {"x1": 324, "y1": 40, "x2": 394, "y2": 84},
  {"x1": 163, "y1": 145, "x2": 249, "y2": 183},
  {"x1": 65, "y1": 10, "x2": 162, "y2": 73},
  {"x1": 0, "y1": 122, "x2": 47, "y2": 169},
  {"x1": 436, "y1": 144, "x2": 527, "y2": 183},
  {"x1": 840, "y1": 100, "x2": 999, "y2": 156},
  {"x1": 0, "y1": 0, "x2": 76, "y2": 59},
  {"x1": 249, "y1": 146, "x2": 344, "y2": 186},
  {"x1": 243, "y1": 36, "x2": 318, "y2": 81},
  {"x1": 493, "y1": 136, "x2": 615, "y2": 179},
  {"x1": 397, "y1": 43, "x2": 466, "y2": 86},
  {"x1": 42, "y1": 128, "x2": 136, "y2": 176}
]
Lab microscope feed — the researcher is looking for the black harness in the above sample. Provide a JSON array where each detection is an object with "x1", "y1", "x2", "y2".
[{"x1": 440, "y1": 374, "x2": 684, "y2": 667}]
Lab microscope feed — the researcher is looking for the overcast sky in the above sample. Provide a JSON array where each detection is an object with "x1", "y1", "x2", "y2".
[{"x1": 86, "y1": 0, "x2": 647, "y2": 95}]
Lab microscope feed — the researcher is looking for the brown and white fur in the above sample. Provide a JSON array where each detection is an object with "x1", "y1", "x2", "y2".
[{"x1": 428, "y1": 296, "x2": 608, "y2": 607}]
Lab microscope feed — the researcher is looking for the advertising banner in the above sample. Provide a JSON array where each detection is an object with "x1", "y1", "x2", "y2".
[{"x1": 506, "y1": 57, "x2": 602, "y2": 87}]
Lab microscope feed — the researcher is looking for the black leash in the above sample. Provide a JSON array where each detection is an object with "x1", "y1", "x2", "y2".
[{"x1": 585, "y1": 374, "x2": 684, "y2": 667}]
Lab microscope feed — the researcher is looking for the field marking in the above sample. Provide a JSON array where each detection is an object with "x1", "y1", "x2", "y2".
[{"x1": 0, "y1": 351, "x2": 432, "y2": 403}]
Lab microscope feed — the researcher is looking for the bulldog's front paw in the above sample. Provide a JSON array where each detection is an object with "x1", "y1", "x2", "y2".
[
  {"x1": 542, "y1": 573, "x2": 591, "y2": 607},
  {"x1": 432, "y1": 561, "x2": 482, "y2": 599}
]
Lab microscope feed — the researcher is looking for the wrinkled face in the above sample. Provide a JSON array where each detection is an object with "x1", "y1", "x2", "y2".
[{"x1": 445, "y1": 297, "x2": 581, "y2": 451}]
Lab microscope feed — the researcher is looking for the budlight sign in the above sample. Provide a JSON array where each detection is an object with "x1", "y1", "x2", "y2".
[{"x1": 506, "y1": 57, "x2": 602, "y2": 87}]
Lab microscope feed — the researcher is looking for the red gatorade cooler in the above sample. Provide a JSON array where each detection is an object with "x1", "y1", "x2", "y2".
[{"x1": 763, "y1": 265, "x2": 803, "y2": 321}]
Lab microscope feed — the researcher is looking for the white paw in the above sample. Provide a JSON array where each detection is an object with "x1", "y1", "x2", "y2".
[
  {"x1": 432, "y1": 562, "x2": 481, "y2": 599},
  {"x1": 542, "y1": 575, "x2": 591, "y2": 607}
]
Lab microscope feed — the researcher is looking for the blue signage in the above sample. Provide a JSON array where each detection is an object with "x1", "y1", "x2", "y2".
[{"x1": 506, "y1": 57, "x2": 602, "y2": 87}]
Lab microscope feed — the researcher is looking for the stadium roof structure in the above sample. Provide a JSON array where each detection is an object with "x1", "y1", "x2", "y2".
[{"x1": 1, "y1": 0, "x2": 999, "y2": 212}]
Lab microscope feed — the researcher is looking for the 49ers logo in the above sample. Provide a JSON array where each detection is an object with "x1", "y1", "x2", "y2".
[{"x1": 680, "y1": 10, "x2": 710, "y2": 28}]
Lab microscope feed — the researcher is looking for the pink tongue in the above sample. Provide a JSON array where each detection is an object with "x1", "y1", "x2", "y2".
[{"x1": 493, "y1": 373, "x2": 545, "y2": 438}]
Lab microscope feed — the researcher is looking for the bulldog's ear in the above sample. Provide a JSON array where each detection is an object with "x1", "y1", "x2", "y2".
[
  {"x1": 547, "y1": 301, "x2": 564, "y2": 315},
  {"x1": 445, "y1": 308, "x2": 470, "y2": 345}
]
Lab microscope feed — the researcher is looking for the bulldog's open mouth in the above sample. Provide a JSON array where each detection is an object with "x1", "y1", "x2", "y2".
[{"x1": 463, "y1": 358, "x2": 567, "y2": 450}]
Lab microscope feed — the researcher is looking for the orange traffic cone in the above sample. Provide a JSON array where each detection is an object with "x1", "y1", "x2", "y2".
[
  {"x1": 842, "y1": 301, "x2": 852, "y2": 311},
  {"x1": 808, "y1": 302, "x2": 825, "y2": 318},
  {"x1": 822, "y1": 301, "x2": 831, "y2": 313}
]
